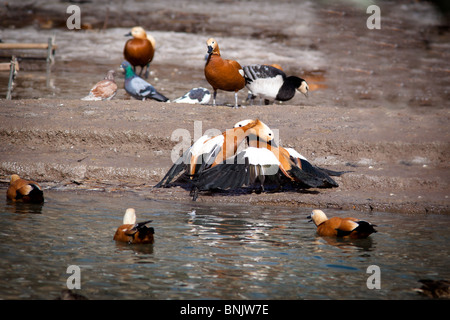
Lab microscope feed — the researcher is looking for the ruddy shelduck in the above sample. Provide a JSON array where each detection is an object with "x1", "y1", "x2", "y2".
[
  {"x1": 204, "y1": 38, "x2": 246, "y2": 108},
  {"x1": 191, "y1": 122, "x2": 341, "y2": 193},
  {"x1": 113, "y1": 208, "x2": 155, "y2": 244},
  {"x1": 156, "y1": 119, "x2": 343, "y2": 199},
  {"x1": 6, "y1": 174, "x2": 44, "y2": 203},
  {"x1": 81, "y1": 70, "x2": 118, "y2": 101},
  {"x1": 308, "y1": 209, "x2": 377, "y2": 239},
  {"x1": 124, "y1": 26, "x2": 155, "y2": 78},
  {"x1": 154, "y1": 119, "x2": 274, "y2": 193}
]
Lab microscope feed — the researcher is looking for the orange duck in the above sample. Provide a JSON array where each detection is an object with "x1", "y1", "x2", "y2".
[
  {"x1": 124, "y1": 26, "x2": 155, "y2": 78},
  {"x1": 154, "y1": 119, "x2": 275, "y2": 192},
  {"x1": 7, "y1": 174, "x2": 44, "y2": 203},
  {"x1": 189, "y1": 120, "x2": 340, "y2": 194},
  {"x1": 113, "y1": 208, "x2": 155, "y2": 244},
  {"x1": 307, "y1": 209, "x2": 377, "y2": 239},
  {"x1": 204, "y1": 38, "x2": 245, "y2": 108}
]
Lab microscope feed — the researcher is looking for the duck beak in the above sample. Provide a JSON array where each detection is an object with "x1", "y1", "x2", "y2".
[
  {"x1": 306, "y1": 215, "x2": 312, "y2": 222},
  {"x1": 124, "y1": 32, "x2": 132, "y2": 37},
  {"x1": 207, "y1": 45, "x2": 213, "y2": 54},
  {"x1": 297, "y1": 88, "x2": 309, "y2": 98}
]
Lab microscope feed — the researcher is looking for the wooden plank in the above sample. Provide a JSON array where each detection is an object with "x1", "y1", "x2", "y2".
[
  {"x1": 0, "y1": 60, "x2": 19, "y2": 72},
  {"x1": 0, "y1": 43, "x2": 58, "y2": 50},
  {"x1": 0, "y1": 63, "x2": 10, "y2": 71}
]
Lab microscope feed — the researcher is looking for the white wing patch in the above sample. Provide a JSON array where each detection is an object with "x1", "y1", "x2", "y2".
[{"x1": 246, "y1": 75, "x2": 284, "y2": 100}]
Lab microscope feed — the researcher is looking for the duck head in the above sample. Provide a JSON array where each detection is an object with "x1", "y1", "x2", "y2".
[
  {"x1": 307, "y1": 209, "x2": 328, "y2": 226},
  {"x1": 206, "y1": 38, "x2": 220, "y2": 56},
  {"x1": 123, "y1": 208, "x2": 137, "y2": 225},
  {"x1": 125, "y1": 26, "x2": 147, "y2": 39},
  {"x1": 296, "y1": 78, "x2": 309, "y2": 97}
]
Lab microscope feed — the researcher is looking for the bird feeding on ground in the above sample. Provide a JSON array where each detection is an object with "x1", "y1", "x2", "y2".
[{"x1": 243, "y1": 64, "x2": 309, "y2": 105}]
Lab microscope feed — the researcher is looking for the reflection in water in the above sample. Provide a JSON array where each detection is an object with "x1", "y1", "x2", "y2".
[
  {"x1": 0, "y1": 189, "x2": 449, "y2": 300},
  {"x1": 313, "y1": 236, "x2": 376, "y2": 252},
  {"x1": 6, "y1": 201, "x2": 44, "y2": 214}
]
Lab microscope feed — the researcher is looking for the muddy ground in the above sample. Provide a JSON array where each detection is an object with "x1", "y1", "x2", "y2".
[{"x1": 0, "y1": 0, "x2": 449, "y2": 214}]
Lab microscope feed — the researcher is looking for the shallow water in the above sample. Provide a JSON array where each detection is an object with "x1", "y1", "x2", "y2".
[{"x1": 0, "y1": 188, "x2": 448, "y2": 300}]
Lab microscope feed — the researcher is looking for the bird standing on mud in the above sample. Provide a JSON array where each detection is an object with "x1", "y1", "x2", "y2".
[
  {"x1": 243, "y1": 64, "x2": 309, "y2": 105},
  {"x1": 204, "y1": 38, "x2": 246, "y2": 108},
  {"x1": 81, "y1": 70, "x2": 118, "y2": 101},
  {"x1": 120, "y1": 61, "x2": 169, "y2": 102},
  {"x1": 123, "y1": 26, "x2": 155, "y2": 78}
]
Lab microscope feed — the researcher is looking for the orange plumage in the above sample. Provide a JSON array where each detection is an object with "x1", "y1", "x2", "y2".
[
  {"x1": 204, "y1": 38, "x2": 245, "y2": 107},
  {"x1": 113, "y1": 208, "x2": 154, "y2": 244},
  {"x1": 124, "y1": 27, "x2": 155, "y2": 78},
  {"x1": 308, "y1": 210, "x2": 377, "y2": 239},
  {"x1": 6, "y1": 174, "x2": 44, "y2": 203}
]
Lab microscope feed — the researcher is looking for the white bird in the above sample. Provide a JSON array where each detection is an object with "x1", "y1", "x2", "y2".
[
  {"x1": 173, "y1": 87, "x2": 211, "y2": 104},
  {"x1": 243, "y1": 64, "x2": 309, "y2": 104}
]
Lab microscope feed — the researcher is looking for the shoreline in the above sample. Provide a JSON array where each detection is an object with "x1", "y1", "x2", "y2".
[{"x1": 1, "y1": 99, "x2": 448, "y2": 215}]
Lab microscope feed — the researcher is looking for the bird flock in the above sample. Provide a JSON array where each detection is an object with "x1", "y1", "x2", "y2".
[
  {"x1": 7, "y1": 27, "x2": 376, "y2": 249},
  {"x1": 82, "y1": 26, "x2": 309, "y2": 106},
  {"x1": 7, "y1": 26, "x2": 372, "y2": 243},
  {"x1": 6, "y1": 23, "x2": 448, "y2": 301}
]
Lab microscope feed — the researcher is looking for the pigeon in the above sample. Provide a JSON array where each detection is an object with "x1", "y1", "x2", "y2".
[
  {"x1": 119, "y1": 61, "x2": 168, "y2": 102},
  {"x1": 81, "y1": 70, "x2": 118, "y2": 101}
]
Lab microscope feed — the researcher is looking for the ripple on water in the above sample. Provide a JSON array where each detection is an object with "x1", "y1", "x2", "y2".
[{"x1": 0, "y1": 189, "x2": 449, "y2": 299}]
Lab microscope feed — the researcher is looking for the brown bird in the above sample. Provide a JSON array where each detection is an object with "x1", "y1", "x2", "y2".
[
  {"x1": 81, "y1": 70, "x2": 118, "y2": 101},
  {"x1": 113, "y1": 208, "x2": 155, "y2": 244},
  {"x1": 204, "y1": 38, "x2": 246, "y2": 108},
  {"x1": 307, "y1": 209, "x2": 377, "y2": 239},
  {"x1": 188, "y1": 120, "x2": 340, "y2": 195},
  {"x1": 124, "y1": 26, "x2": 155, "y2": 78},
  {"x1": 6, "y1": 174, "x2": 44, "y2": 203},
  {"x1": 154, "y1": 119, "x2": 275, "y2": 192}
]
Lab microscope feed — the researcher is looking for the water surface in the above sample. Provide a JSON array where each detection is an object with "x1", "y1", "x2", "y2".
[{"x1": 0, "y1": 189, "x2": 449, "y2": 300}]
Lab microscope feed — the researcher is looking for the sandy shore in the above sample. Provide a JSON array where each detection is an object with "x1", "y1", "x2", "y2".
[{"x1": 0, "y1": 99, "x2": 448, "y2": 214}]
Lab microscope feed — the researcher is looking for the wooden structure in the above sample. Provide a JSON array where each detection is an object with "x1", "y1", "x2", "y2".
[{"x1": 0, "y1": 37, "x2": 57, "y2": 99}]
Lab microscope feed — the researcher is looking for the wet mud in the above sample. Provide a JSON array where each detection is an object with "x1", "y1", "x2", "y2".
[{"x1": 0, "y1": 0, "x2": 449, "y2": 214}]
